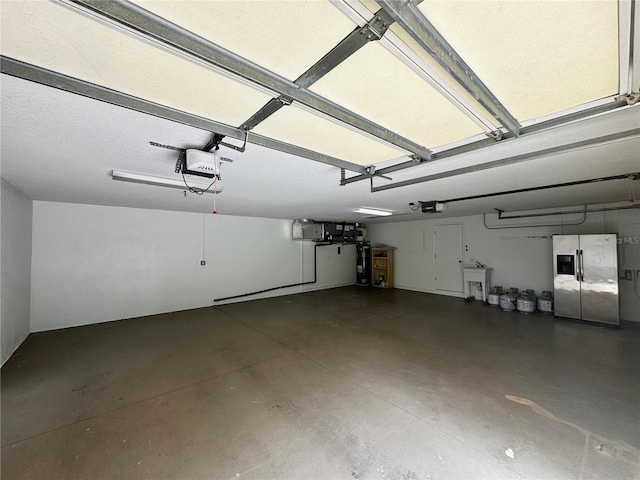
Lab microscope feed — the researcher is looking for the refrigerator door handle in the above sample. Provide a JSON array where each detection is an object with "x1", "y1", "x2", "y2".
[
  {"x1": 576, "y1": 250, "x2": 581, "y2": 281},
  {"x1": 579, "y1": 249, "x2": 584, "y2": 281}
]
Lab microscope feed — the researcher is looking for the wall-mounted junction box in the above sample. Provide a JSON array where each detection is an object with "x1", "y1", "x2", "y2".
[{"x1": 292, "y1": 219, "x2": 360, "y2": 242}]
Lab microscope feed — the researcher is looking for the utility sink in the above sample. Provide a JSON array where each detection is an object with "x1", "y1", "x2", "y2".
[
  {"x1": 462, "y1": 266, "x2": 492, "y2": 301},
  {"x1": 463, "y1": 266, "x2": 491, "y2": 280}
]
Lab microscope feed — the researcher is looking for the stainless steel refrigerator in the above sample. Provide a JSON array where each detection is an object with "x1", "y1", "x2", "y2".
[{"x1": 553, "y1": 234, "x2": 619, "y2": 326}]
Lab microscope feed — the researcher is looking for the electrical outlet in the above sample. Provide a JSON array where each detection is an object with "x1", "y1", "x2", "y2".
[{"x1": 201, "y1": 260, "x2": 206, "y2": 266}]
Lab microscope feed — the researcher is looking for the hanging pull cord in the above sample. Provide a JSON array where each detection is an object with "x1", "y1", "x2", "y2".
[{"x1": 212, "y1": 173, "x2": 218, "y2": 215}]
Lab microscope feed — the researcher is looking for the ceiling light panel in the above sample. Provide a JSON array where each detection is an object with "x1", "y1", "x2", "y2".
[
  {"x1": 112, "y1": 170, "x2": 222, "y2": 194},
  {"x1": 332, "y1": 0, "x2": 499, "y2": 131},
  {"x1": 348, "y1": 1, "x2": 498, "y2": 119},
  {"x1": 354, "y1": 207, "x2": 392, "y2": 216},
  {"x1": 385, "y1": 24, "x2": 500, "y2": 129},
  {"x1": 252, "y1": 103, "x2": 406, "y2": 165},
  {"x1": 310, "y1": 42, "x2": 483, "y2": 148},
  {"x1": 132, "y1": 0, "x2": 358, "y2": 81},
  {"x1": 0, "y1": 1, "x2": 272, "y2": 126},
  {"x1": 416, "y1": 1, "x2": 619, "y2": 122}
]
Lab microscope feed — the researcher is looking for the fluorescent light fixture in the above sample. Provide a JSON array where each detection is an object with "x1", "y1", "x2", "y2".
[
  {"x1": 353, "y1": 207, "x2": 393, "y2": 216},
  {"x1": 112, "y1": 170, "x2": 222, "y2": 193}
]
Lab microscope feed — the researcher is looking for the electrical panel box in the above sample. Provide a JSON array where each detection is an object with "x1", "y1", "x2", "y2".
[
  {"x1": 292, "y1": 220, "x2": 359, "y2": 242},
  {"x1": 344, "y1": 224, "x2": 357, "y2": 242},
  {"x1": 323, "y1": 223, "x2": 355, "y2": 242}
]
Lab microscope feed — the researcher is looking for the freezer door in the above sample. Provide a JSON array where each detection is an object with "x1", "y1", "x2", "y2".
[
  {"x1": 553, "y1": 235, "x2": 581, "y2": 320},
  {"x1": 580, "y1": 234, "x2": 619, "y2": 325}
]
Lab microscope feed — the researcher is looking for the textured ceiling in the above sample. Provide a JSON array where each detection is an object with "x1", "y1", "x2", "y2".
[
  {"x1": 251, "y1": 103, "x2": 407, "y2": 165},
  {"x1": 1, "y1": 75, "x2": 638, "y2": 223},
  {"x1": 132, "y1": 0, "x2": 357, "y2": 81},
  {"x1": 417, "y1": 0, "x2": 619, "y2": 121},
  {"x1": 309, "y1": 42, "x2": 483, "y2": 148},
  {"x1": 0, "y1": 0, "x2": 638, "y2": 221},
  {"x1": 0, "y1": 1, "x2": 275, "y2": 126}
]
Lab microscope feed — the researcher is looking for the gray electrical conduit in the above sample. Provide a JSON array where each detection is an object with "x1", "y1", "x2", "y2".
[
  {"x1": 213, "y1": 242, "x2": 333, "y2": 302},
  {"x1": 483, "y1": 204, "x2": 639, "y2": 229},
  {"x1": 483, "y1": 207, "x2": 587, "y2": 229}
]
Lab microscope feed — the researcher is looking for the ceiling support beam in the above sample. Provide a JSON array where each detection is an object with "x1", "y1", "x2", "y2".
[
  {"x1": 332, "y1": 0, "x2": 499, "y2": 134},
  {"x1": 619, "y1": 0, "x2": 640, "y2": 95},
  {"x1": 295, "y1": 10, "x2": 393, "y2": 89},
  {"x1": 1, "y1": 56, "x2": 368, "y2": 174},
  {"x1": 369, "y1": 128, "x2": 640, "y2": 192},
  {"x1": 238, "y1": 96, "x2": 291, "y2": 132},
  {"x1": 633, "y1": 0, "x2": 640, "y2": 93},
  {"x1": 64, "y1": 0, "x2": 431, "y2": 160},
  {"x1": 341, "y1": 97, "x2": 630, "y2": 185},
  {"x1": 375, "y1": 0, "x2": 521, "y2": 136},
  {"x1": 240, "y1": 9, "x2": 395, "y2": 131}
]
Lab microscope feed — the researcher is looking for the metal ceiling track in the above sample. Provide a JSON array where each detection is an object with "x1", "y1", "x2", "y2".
[
  {"x1": 430, "y1": 172, "x2": 640, "y2": 205},
  {"x1": 0, "y1": 56, "x2": 367, "y2": 174},
  {"x1": 240, "y1": 9, "x2": 395, "y2": 131},
  {"x1": 341, "y1": 98, "x2": 631, "y2": 186},
  {"x1": 65, "y1": 0, "x2": 432, "y2": 161},
  {"x1": 370, "y1": 128, "x2": 640, "y2": 192},
  {"x1": 334, "y1": 0, "x2": 626, "y2": 169},
  {"x1": 620, "y1": 0, "x2": 640, "y2": 95},
  {"x1": 375, "y1": 0, "x2": 520, "y2": 136},
  {"x1": 494, "y1": 204, "x2": 639, "y2": 221}
]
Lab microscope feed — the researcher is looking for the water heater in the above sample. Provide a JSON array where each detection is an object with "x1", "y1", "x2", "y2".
[{"x1": 356, "y1": 244, "x2": 371, "y2": 285}]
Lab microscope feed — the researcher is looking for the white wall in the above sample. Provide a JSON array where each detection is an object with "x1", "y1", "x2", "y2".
[
  {"x1": 603, "y1": 208, "x2": 640, "y2": 323},
  {"x1": 369, "y1": 214, "x2": 555, "y2": 295},
  {"x1": 1, "y1": 179, "x2": 33, "y2": 365},
  {"x1": 368, "y1": 207, "x2": 640, "y2": 322},
  {"x1": 30, "y1": 202, "x2": 355, "y2": 332}
]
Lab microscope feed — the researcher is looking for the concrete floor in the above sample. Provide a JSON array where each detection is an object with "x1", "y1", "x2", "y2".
[{"x1": 2, "y1": 287, "x2": 639, "y2": 479}]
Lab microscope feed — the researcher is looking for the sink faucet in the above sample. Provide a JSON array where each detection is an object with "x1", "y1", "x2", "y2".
[{"x1": 476, "y1": 261, "x2": 485, "y2": 268}]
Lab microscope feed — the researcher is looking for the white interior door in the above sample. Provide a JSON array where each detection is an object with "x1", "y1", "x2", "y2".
[{"x1": 435, "y1": 224, "x2": 463, "y2": 293}]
